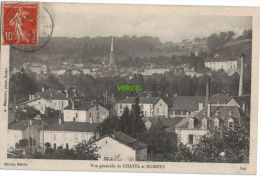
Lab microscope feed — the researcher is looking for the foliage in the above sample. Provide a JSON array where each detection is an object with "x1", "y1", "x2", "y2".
[
  {"x1": 43, "y1": 139, "x2": 100, "y2": 160},
  {"x1": 174, "y1": 114, "x2": 250, "y2": 163},
  {"x1": 98, "y1": 116, "x2": 120, "y2": 136},
  {"x1": 138, "y1": 126, "x2": 178, "y2": 157},
  {"x1": 46, "y1": 107, "x2": 61, "y2": 119},
  {"x1": 119, "y1": 96, "x2": 146, "y2": 138}
]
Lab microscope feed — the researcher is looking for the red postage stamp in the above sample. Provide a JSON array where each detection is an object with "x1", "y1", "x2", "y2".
[{"x1": 2, "y1": 3, "x2": 38, "y2": 45}]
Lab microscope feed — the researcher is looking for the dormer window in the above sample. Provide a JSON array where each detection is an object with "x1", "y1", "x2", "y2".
[
  {"x1": 188, "y1": 118, "x2": 194, "y2": 129},
  {"x1": 228, "y1": 118, "x2": 234, "y2": 128},
  {"x1": 213, "y1": 118, "x2": 219, "y2": 128},
  {"x1": 201, "y1": 118, "x2": 207, "y2": 129}
]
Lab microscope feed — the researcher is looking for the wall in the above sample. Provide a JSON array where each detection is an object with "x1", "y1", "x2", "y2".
[
  {"x1": 7, "y1": 130, "x2": 23, "y2": 149},
  {"x1": 51, "y1": 100, "x2": 69, "y2": 112},
  {"x1": 94, "y1": 137, "x2": 136, "y2": 161},
  {"x1": 175, "y1": 129, "x2": 208, "y2": 145},
  {"x1": 40, "y1": 130, "x2": 95, "y2": 148},
  {"x1": 86, "y1": 104, "x2": 109, "y2": 123},
  {"x1": 153, "y1": 99, "x2": 168, "y2": 117},
  {"x1": 63, "y1": 109, "x2": 87, "y2": 122}
]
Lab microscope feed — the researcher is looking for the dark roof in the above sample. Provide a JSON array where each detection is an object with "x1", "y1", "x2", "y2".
[
  {"x1": 111, "y1": 131, "x2": 146, "y2": 150},
  {"x1": 118, "y1": 97, "x2": 161, "y2": 105},
  {"x1": 36, "y1": 90, "x2": 68, "y2": 100},
  {"x1": 230, "y1": 95, "x2": 250, "y2": 107},
  {"x1": 205, "y1": 57, "x2": 238, "y2": 62},
  {"x1": 44, "y1": 122, "x2": 98, "y2": 132},
  {"x1": 209, "y1": 94, "x2": 232, "y2": 104},
  {"x1": 17, "y1": 97, "x2": 48, "y2": 106},
  {"x1": 163, "y1": 97, "x2": 173, "y2": 108},
  {"x1": 64, "y1": 101, "x2": 107, "y2": 111},
  {"x1": 64, "y1": 101, "x2": 92, "y2": 110},
  {"x1": 176, "y1": 105, "x2": 241, "y2": 129},
  {"x1": 96, "y1": 131, "x2": 146, "y2": 150},
  {"x1": 172, "y1": 96, "x2": 205, "y2": 111},
  {"x1": 148, "y1": 117, "x2": 185, "y2": 129},
  {"x1": 8, "y1": 120, "x2": 47, "y2": 130}
]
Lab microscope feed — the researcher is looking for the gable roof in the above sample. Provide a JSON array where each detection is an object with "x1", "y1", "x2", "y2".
[
  {"x1": 36, "y1": 90, "x2": 68, "y2": 100},
  {"x1": 229, "y1": 95, "x2": 250, "y2": 107},
  {"x1": 64, "y1": 101, "x2": 108, "y2": 111},
  {"x1": 97, "y1": 131, "x2": 147, "y2": 150},
  {"x1": 176, "y1": 105, "x2": 241, "y2": 129},
  {"x1": 172, "y1": 96, "x2": 205, "y2": 111},
  {"x1": 44, "y1": 122, "x2": 98, "y2": 132},
  {"x1": 148, "y1": 117, "x2": 185, "y2": 129},
  {"x1": 118, "y1": 97, "x2": 161, "y2": 105},
  {"x1": 8, "y1": 120, "x2": 47, "y2": 131},
  {"x1": 17, "y1": 97, "x2": 50, "y2": 106}
]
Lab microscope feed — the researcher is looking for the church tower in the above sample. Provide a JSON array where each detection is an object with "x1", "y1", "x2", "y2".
[{"x1": 109, "y1": 36, "x2": 116, "y2": 68}]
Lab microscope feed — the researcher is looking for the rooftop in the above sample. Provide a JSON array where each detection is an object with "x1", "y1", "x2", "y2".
[
  {"x1": 36, "y1": 90, "x2": 68, "y2": 100},
  {"x1": 118, "y1": 97, "x2": 161, "y2": 105},
  {"x1": 44, "y1": 121, "x2": 98, "y2": 132}
]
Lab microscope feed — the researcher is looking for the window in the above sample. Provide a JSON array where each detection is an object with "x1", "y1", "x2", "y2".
[
  {"x1": 213, "y1": 118, "x2": 219, "y2": 128},
  {"x1": 201, "y1": 118, "x2": 207, "y2": 129},
  {"x1": 89, "y1": 113, "x2": 92, "y2": 117},
  {"x1": 188, "y1": 135, "x2": 193, "y2": 144},
  {"x1": 188, "y1": 118, "x2": 194, "y2": 129},
  {"x1": 228, "y1": 118, "x2": 234, "y2": 128}
]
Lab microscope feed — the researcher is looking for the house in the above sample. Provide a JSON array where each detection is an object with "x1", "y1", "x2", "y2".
[
  {"x1": 35, "y1": 89, "x2": 70, "y2": 112},
  {"x1": 94, "y1": 131, "x2": 147, "y2": 161},
  {"x1": 40, "y1": 119, "x2": 98, "y2": 149},
  {"x1": 170, "y1": 94, "x2": 232, "y2": 118},
  {"x1": 175, "y1": 105, "x2": 241, "y2": 145},
  {"x1": 23, "y1": 63, "x2": 47, "y2": 76},
  {"x1": 8, "y1": 120, "x2": 45, "y2": 149},
  {"x1": 171, "y1": 96, "x2": 205, "y2": 117},
  {"x1": 17, "y1": 97, "x2": 52, "y2": 114},
  {"x1": 63, "y1": 101, "x2": 109, "y2": 123},
  {"x1": 227, "y1": 95, "x2": 250, "y2": 115},
  {"x1": 145, "y1": 117, "x2": 184, "y2": 131},
  {"x1": 116, "y1": 97, "x2": 168, "y2": 118},
  {"x1": 204, "y1": 57, "x2": 238, "y2": 76}
]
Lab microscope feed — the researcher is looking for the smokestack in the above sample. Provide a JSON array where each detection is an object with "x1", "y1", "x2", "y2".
[
  {"x1": 238, "y1": 55, "x2": 244, "y2": 96},
  {"x1": 207, "y1": 103, "x2": 211, "y2": 117},
  {"x1": 205, "y1": 77, "x2": 210, "y2": 106},
  {"x1": 71, "y1": 100, "x2": 75, "y2": 110}
]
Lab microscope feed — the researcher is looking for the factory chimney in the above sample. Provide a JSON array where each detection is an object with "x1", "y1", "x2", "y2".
[
  {"x1": 205, "y1": 77, "x2": 211, "y2": 117},
  {"x1": 238, "y1": 54, "x2": 244, "y2": 96}
]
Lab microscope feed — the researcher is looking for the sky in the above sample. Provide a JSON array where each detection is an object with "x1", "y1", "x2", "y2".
[{"x1": 50, "y1": 4, "x2": 252, "y2": 42}]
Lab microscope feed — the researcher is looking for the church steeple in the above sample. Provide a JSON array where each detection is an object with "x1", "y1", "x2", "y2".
[{"x1": 109, "y1": 36, "x2": 116, "y2": 68}]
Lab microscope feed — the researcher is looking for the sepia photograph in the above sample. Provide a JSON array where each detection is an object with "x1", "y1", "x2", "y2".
[{"x1": 0, "y1": 2, "x2": 259, "y2": 174}]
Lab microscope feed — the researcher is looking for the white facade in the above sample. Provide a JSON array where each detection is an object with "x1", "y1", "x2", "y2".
[
  {"x1": 141, "y1": 68, "x2": 170, "y2": 76},
  {"x1": 7, "y1": 129, "x2": 23, "y2": 149},
  {"x1": 94, "y1": 136, "x2": 147, "y2": 161},
  {"x1": 19, "y1": 98, "x2": 52, "y2": 114},
  {"x1": 40, "y1": 130, "x2": 95, "y2": 148},
  {"x1": 205, "y1": 60, "x2": 238, "y2": 76},
  {"x1": 63, "y1": 109, "x2": 87, "y2": 122},
  {"x1": 175, "y1": 129, "x2": 208, "y2": 145},
  {"x1": 116, "y1": 98, "x2": 168, "y2": 118}
]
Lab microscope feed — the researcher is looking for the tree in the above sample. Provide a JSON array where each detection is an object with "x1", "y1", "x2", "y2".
[
  {"x1": 175, "y1": 114, "x2": 250, "y2": 163},
  {"x1": 16, "y1": 106, "x2": 41, "y2": 120},
  {"x1": 73, "y1": 139, "x2": 100, "y2": 160},
  {"x1": 98, "y1": 116, "x2": 120, "y2": 136}
]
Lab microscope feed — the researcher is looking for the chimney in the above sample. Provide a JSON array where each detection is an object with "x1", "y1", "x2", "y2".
[
  {"x1": 238, "y1": 55, "x2": 244, "y2": 96},
  {"x1": 50, "y1": 92, "x2": 52, "y2": 98},
  {"x1": 29, "y1": 95, "x2": 32, "y2": 101},
  {"x1": 242, "y1": 103, "x2": 246, "y2": 112},
  {"x1": 205, "y1": 77, "x2": 210, "y2": 106},
  {"x1": 42, "y1": 87, "x2": 45, "y2": 92},
  {"x1": 207, "y1": 103, "x2": 211, "y2": 117},
  {"x1": 29, "y1": 119, "x2": 33, "y2": 126},
  {"x1": 58, "y1": 118, "x2": 62, "y2": 124},
  {"x1": 31, "y1": 94, "x2": 34, "y2": 100},
  {"x1": 71, "y1": 100, "x2": 75, "y2": 110}
]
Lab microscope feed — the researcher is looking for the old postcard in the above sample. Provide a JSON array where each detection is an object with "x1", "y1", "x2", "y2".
[{"x1": 0, "y1": 1, "x2": 259, "y2": 174}]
